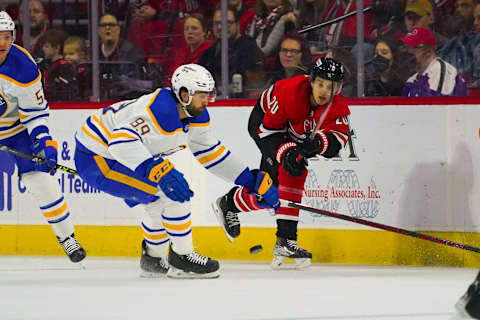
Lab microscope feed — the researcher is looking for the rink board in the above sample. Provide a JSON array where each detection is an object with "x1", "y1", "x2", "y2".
[{"x1": 1, "y1": 98, "x2": 480, "y2": 266}]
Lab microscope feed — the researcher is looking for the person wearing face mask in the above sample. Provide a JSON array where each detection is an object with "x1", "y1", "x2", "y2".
[
  {"x1": 365, "y1": 36, "x2": 405, "y2": 97},
  {"x1": 401, "y1": 27, "x2": 467, "y2": 97}
]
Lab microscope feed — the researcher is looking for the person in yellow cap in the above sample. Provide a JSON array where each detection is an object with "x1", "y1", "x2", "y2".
[{"x1": 404, "y1": 0, "x2": 448, "y2": 48}]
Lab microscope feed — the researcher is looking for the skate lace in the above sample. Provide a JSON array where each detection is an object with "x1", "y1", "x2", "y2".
[
  {"x1": 226, "y1": 211, "x2": 240, "y2": 227},
  {"x1": 186, "y1": 252, "x2": 208, "y2": 265},
  {"x1": 60, "y1": 237, "x2": 81, "y2": 256},
  {"x1": 286, "y1": 239, "x2": 304, "y2": 253}
]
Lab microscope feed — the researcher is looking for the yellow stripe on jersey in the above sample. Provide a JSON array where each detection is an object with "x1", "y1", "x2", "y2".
[
  {"x1": 0, "y1": 125, "x2": 24, "y2": 137},
  {"x1": 163, "y1": 220, "x2": 192, "y2": 231},
  {"x1": 190, "y1": 121, "x2": 210, "y2": 127},
  {"x1": 0, "y1": 72, "x2": 41, "y2": 87},
  {"x1": 42, "y1": 203, "x2": 67, "y2": 218},
  {"x1": 146, "y1": 90, "x2": 183, "y2": 136},
  {"x1": 92, "y1": 115, "x2": 112, "y2": 139},
  {"x1": 93, "y1": 155, "x2": 157, "y2": 195},
  {"x1": 197, "y1": 145, "x2": 226, "y2": 165},
  {"x1": 82, "y1": 125, "x2": 108, "y2": 147},
  {"x1": 142, "y1": 230, "x2": 168, "y2": 240},
  {"x1": 0, "y1": 119, "x2": 15, "y2": 125},
  {"x1": 111, "y1": 132, "x2": 138, "y2": 140}
]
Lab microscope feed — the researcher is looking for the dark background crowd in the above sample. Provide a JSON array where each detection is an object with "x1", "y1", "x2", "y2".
[{"x1": 4, "y1": 0, "x2": 480, "y2": 101}]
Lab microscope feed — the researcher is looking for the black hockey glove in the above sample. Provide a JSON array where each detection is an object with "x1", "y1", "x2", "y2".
[
  {"x1": 282, "y1": 148, "x2": 308, "y2": 177},
  {"x1": 297, "y1": 132, "x2": 323, "y2": 159}
]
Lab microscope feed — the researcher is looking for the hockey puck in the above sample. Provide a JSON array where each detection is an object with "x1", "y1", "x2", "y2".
[{"x1": 249, "y1": 245, "x2": 263, "y2": 254}]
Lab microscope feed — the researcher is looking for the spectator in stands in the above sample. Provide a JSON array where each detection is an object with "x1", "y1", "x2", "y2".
[
  {"x1": 168, "y1": 13, "x2": 212, "y2": 77},
  {"x1": 365, "y1": 36, "x2": 406, "y2": 97},
  {"x1": 98, "y1": 13, "x2": 150, "y2": 100},
  {"x1": 470, "y1": 1, "x2": 480, "y2": 88},
  {"x1": 17, "y1": 0, "x2": 49, "y2": 60},
  {"x1": 438, "y1": 0, "x2": 477, "y2": 84},
  {"x1": 37, "y1": 29, "x2": 78, "y2": 102},
  {"x1": 229, "y1": 0, "x2": 251, "y2": 21},
  {"x1": 404, "y1": 0, "x2": 448, "y2": 49},
  {"x1": 63, "y1": 36, "x2": 92, "y2": 101},
  {"x1": 401, "y1": 27, "x2": 467, "y2": 96},
  {"x1": 198, "y1": 7, "x2": 258, "y2": 97},
  {"x1": 264, "y1": 31, "x2": 312, "y2": 87},
  {"x1": 244, "y1": 0, "x2": 296, "y2": 59}
]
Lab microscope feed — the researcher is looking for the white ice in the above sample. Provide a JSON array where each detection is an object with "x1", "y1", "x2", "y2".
[{"x1": 0, "y1": 256, "x2": 476, "y2": 320}]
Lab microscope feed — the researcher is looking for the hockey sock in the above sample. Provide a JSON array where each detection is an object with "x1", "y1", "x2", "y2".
[
  {"x1": 228, "y1": 186, "x2": 264, "y2": 213},
  {"x1": 276, "y1": 219, "x2": 298, "y2": 240},
  {"x1": 141, "y1": 216, "x2": 169, "y2": 257},
  {"x1": 21, "y1": 172, "x2": 74, "y2": 239}
]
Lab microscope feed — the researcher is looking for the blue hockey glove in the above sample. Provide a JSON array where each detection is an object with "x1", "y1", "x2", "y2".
[
  {"x1": 31, "y1": 136, "x2": 58, "y2": 174},
  {"x1": 146, "y1": 157, "x2": 193, "y2": 203},
  {"x1": 252, "y1": 171, "x2": 280, "y2": 211}
]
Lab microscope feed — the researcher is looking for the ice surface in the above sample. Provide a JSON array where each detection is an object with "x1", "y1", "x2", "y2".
[{"x1": 0, "y1": 256, "x2": 475, "y2": 320}]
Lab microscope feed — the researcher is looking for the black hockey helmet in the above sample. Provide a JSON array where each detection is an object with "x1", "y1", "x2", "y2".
[{"x1": 310, "y1": 57, "x2": 344, "y2": 83}]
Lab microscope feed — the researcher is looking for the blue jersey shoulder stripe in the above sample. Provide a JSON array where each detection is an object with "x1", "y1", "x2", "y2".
[
  {"x1": 19, "y1": 103, "x2": 49, "y2": 113},
  {"x1": 147, "y1": 88, "x2": 182, "y2": 134},
  {"x1": 86, "y1": 117, "x2": 108, "y2": 144},
  {"x1": 0, "y1": 45, "x2": 40, "y2": 84},
  {"x1": 189, "y1": 108, "x2": 210, "y2": 124}
]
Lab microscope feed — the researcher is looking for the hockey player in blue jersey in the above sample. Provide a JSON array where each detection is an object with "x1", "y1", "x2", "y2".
[
  {"x1": 74, "y1": 64, "x2": 280, "y2": 278},
  {"x1": 0, "y1": 11, "x2": 85, "y2": 262}
]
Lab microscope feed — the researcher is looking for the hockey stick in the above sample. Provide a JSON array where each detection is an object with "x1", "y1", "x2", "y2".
[
  {"x1": 279, "y1": 199, "x2": 480, "y2": 254},
  {"x1": 299, "y1": 7, "x2": 373, "y2": 34},
  {"x1": 0, "y1": 144, "x2": 78, "y2": 175}
]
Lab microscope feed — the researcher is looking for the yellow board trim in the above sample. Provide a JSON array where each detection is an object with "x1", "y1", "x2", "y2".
[
  {"x1": 93, "y1": 155, "x2": 157, "y2": 195},
  {"x1": 42, "y1": 203, "x2": 67, "y2": 218},
  {"x1": 2, "y1": 226, "x2": 480, "y2": 267},
  {"x1": 163, "y1": 220, "x2": 192, "y2": 231},
  {"x1": 197, "y1": 145, "x2": 226, "y2": 164}
]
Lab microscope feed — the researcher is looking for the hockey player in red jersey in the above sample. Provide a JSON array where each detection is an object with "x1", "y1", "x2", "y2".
[{"x1": 212, "y1": 57, "x2": 351, "y2": 269}]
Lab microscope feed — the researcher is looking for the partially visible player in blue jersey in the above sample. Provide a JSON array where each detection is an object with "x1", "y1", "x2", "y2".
[
  {"x1": 74, "y1": 64, "x2": 280, "y2": 279},
  {"x1": 0, "y1": 11, "x2": 85, "y2": 262}
]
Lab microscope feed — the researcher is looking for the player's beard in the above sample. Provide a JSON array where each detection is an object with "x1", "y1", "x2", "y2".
[{"x1": 186, "y1": 104, "x2": 204, "y2": 117}]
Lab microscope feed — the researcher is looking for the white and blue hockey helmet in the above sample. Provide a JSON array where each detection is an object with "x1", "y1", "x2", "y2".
[
  {"x1": 171, "y1": 64, "x2": 216, "y2": 108},
  {"x1": 0, "y1": 11, "x2": 15, "y2": 42}
]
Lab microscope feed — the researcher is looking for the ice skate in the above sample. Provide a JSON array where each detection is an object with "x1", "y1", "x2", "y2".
[
  {"x1": 167, "y1": 245, "x2": 219, "y2": 279},
  {"x1": 58, "y1": 233, "x2": 86, "y2": 263},
  {"x1": 212, "y1": 195, "x2": 240, "y2": 242},
  {"x1": 139, "y1": 240, "x2": 169, "y2": 278},
  {"x1": 454, "y1": 272, "x2": 480, "y2": 319},
  {"x1": 271, "y1": 237, "x2": 312, "y2": 270}
]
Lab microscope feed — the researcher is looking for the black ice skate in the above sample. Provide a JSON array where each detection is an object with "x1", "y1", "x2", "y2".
[
  {"x1": 212, "y1": 195, "x2": 240, "y2": 242},
  {"x1": 140, "y1": 240, "x2": 169, "y2": 278},
  {"x1": 58, "y1": 233, "x2": 86, "y2": 263},
  {"x1": 271, "y1": 237, "x2": 312, "y2": 270},
  {"x1": 455, "y1": 271, "x2": 480, "y2": 319},
  {"x1": 167, "y1": 245, "x2": 219, "y2": 279}
]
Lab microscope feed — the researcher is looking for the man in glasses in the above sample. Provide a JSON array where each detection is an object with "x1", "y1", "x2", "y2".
[
  {"x1": 198, "y1": 7, "x2": 258, "y2": 98},
  {"x1": 98, "y1": 13, "x2": 147, "y2": 100},
  {"x1": 401, "y1": 27, "x2": 466, "y2": 96}
]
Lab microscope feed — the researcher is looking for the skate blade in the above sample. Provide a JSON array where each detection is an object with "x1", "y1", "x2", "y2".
[
  {"x1": 453, "y1": 295, "x2": 473, "y2": 319},
  {"x1": 140, "y1": 270, "x2": 167, "y2": 278},
  {"x1": 271, "y1": 257, "x2": 311, "y2": 270},
  {"x1": 211, "y1": 200, "x2": 234, "y2": 243},
  {"x1": 166, "y1": 267, "x2": 220, "y2": 279}
]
